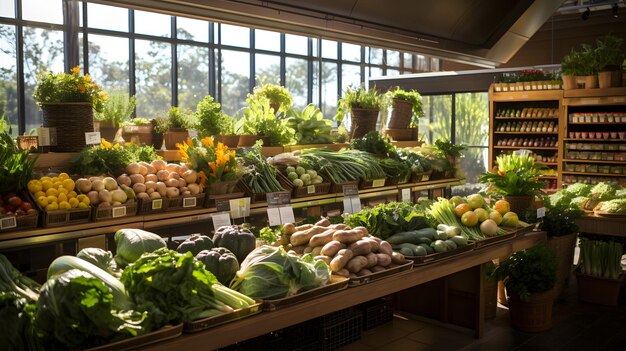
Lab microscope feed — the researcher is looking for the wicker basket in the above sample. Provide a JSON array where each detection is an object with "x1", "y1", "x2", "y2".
[
  {"x1": 388, "y1": 98, "x2": 413, "y2": 129},
  {"x1": 239, "y1": 174, "x2": 294, "y2": 203},
  {"x1": 137, "y1": 197, "x2": 166, "y2": 215},
  {"x1": 92, "y1": 202, "x2": 138, "y2": 221},
  {"x1": 292, "y1": 180, "x2": 331, "y2": 198},
  {"x1": 41, "y1": 102, "x2": 94, "y2": 152},
  {"x1": 164, "y1": 193, "x2": 206, "y2": 212},
  {"x1": 329, "y1": 180, "x2": 359, "y2": 194},
  {"x1": 410, "y1": 170, "x2": 433, "y2": 183},
  {"x1": 349, "y1": 108, "x2": 379, "y2": 139},
  {"x1": 0, "y1": 212, "x2": 38, "y2": 233},
  {"x1": 359, "y1": 178, "x2": 387, "y2": 190},
  {"x1": 384, "y1": 128, "x2": 418, "y2": 141}
]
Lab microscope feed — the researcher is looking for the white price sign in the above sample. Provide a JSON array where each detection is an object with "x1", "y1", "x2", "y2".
[
  {"x1": 229, "y1": 198, "x2": 250, "y2": 219},
  {"x1": 183, "y1": 196, "x2": 197, "y2": 208},
  {"x1": 267, "y1": 205, "x2": 295, "y2": 226},
  {"x1": 0, "y1": 216, "x2": 17, "y2": 230},
  {"x1": 342, "y1": 196, "x2": 361, "y2": 214},
  {"x1": 85, "y1": 131, "x2": 101, "y2": 145},
  {"x1": 211, "y1": 212, "x2": 231, "y2": 231},
  {"x1": 111, "y1": 206, "x2": 127, "y2": 218},
  {"x1": 401, "y1": 188, "x2": 411, "y2": 203},
  {"x1": 537, "y1": 207, "x2": 546, "y2": 219},
  {"x1": 151, "y1": 199, "x2": 163, "y2": 210},
  {"x1": 267, "y1": 207, "x2": 281, "y2": 226}
]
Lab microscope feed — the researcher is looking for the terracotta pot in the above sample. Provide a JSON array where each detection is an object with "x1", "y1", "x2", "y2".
[
  {"x1": 388, "y1": 98, "x2": 413, "y2": 129},
  {"x1": 504, "y1": 195, "x2": 535, "y2": 216},
  {"x1": 164, "y1": 128, "x2": 188, "y2": 150},
  {"x1": 122, "y1": 125, "x2": 153, "y2": 145},
  {"x1": 507, "y1": 289, "x2": 554, "y2": 333},
  {"x1": 575, "y1": 75, "x2": 598, "y2": 89},
  {"x1": 217, "y1": 135, "x2": 239, "y2": 148},
  {"x1": 95, "y1": 121, "x2": 121, "y2": 143},
  {"x1": 562, "y1": 75, "x2": 576, "y2": 90},
  {"x1": 238, "y1": 134, "x2": 259, "y2": 147},
  {"x1": 384, "y1": 128, "x2": 418, "y2": 141},
  {"x1": 598, "y1": 70, "x2": 623, "y2": 89},
  {"x1": 545, "y1": 233, "x2": 577, "y2": 298},
  {"x1": 574, "y1": 269, "x2": 623, "y2": 306},
  {"x1": 350, "y1": 108, "x2": 379, "y2": 139}
]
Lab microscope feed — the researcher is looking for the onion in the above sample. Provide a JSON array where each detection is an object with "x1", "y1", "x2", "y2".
[
  {"x1": 156, "y1": 170, "x2": 169, "y2": 182},
  {"x1": 167, "y1": 172, "x2": 180, "y2": 180},
  {"x1": 144, "y1": 181, "x2": 157, "y2": 190},
  {"x1": 98, "y1": 190, "x2": 112, "y2": 205},
  {"x1": 155, "y1": 182, "x2": 167, "y2": 196},
  {"x1": 103, "y1": 177, "x2": 118, "y2": 191},
  {"x1": 129, "y1": 174, "x2": 145, "y2": 185},
  {"x1": 480, "y1": 219, "x2": 498, "y2": 237},
  {"x1": 165, "y1": 163, "x2": 180, "y2": 173},
  {"x1": 182, "y1": 191, "x2": 191, "y2": 196},
  {"x1": 76, "y1": 178, "x2": 92, "y2": 193},
  {"x1": 117, "y1": 174, "x2": 131, "y2": 187},
  {"x1": 165, "y1": 187, "x2": 180, "y2": 198},
  {"x1": 151, "y1": 159, "x2": 167, "y2": 171},
  {"x1": 182, "y1": 170, "x2": 197, "y2": 184},
  {"x1": 145, "y1": 174, "x2": 158, "y2": 182},
  {"x1": 178, "y1": 165, "x2": 189, "y2": 174},
  {"x1": 138, "y1": 165, "x2": 148, "y2": 176},
  {"x1": 127, "y1": 162, "x2": 140, "y2": 175},
  {"x1": 91, "y1": 179, "x2": 105, "y2": 192},
  {"x1": 187, "y1": 183, "x2": 200, "y2": 195},
  {"x1": 136, "y1": 192, "x2": 150, "y2": 200},
  {"x1": 146, "y1": 188, "x2": 155, "y2": 195},
  {"x1": 87, "y1": 190, "x2": 100, "y2": 205},
  {"x1": 144, "y1": 163, "x2": 157, "y2": 175},
  {"x1": 132, "y1": 183, "x2": 147, "y2": 194},
  {"x1": 111, "y1": 189, "x2": 128, "y2": 203},
  {"x1": 178, "y1": 179, "x2": 187, "y2": 188},
  {"x1": 179, "y1": 186, "x2": 188, "y2": 194},
  {"x1": 149, "y1": 191, "x2": 161, "y2": 199},
  {"x1": 164, "y1": 179, "x2": 179, "y2": 188}
]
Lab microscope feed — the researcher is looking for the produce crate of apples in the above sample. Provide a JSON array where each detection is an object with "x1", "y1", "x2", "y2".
[
  {"x1": 0, "y1": 192, "x2": 38, "y2": 232},
  {"x1": 74, "y1": 176, "x2": 137, "y2": 220}
]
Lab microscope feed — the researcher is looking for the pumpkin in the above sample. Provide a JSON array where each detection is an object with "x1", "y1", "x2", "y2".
[
  {"x1": 212, "y1": 225, "x2": 256, "y2": 263},
  {"x1": 176, "y1": 234, "x2": 214, "y2": 256},
  {"x1": 195, "y1": 247, "x2": 239, "y2": 285}
]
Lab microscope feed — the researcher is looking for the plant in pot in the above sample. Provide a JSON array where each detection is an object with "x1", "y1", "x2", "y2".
[
  {"x1": 250, "y1": 83, "x2": 293, "y2": 114},
  {"x1": 561, "y1": 49, "x2": 585, "y2": 90},
  {"x1": 575, "y1": 238, "x2": 624, "y2": 306},
  {"x1": 236, "y1": 96, "x2": 294, "y2": 147},
  {"x1": 384, "y1": 88, "x2": 424, "y2": 141},
  {"x1": 177, "y1": 136, "x2": 242, "y2": 195},
  {"x1": 577, "y1": 44, "x2": 600, "y2": 89},
  {"x1": 33, "y1": 66, "x2": 107, "y2": 152},
  {"x1": 193, "y1": 95, "x2": 238, "y2": 147},
  {"x1": 478, "y1": 153, "x2": 546, "y2": 215},
  {"x1": 335, "y1": 85, "x2": 387, "y2": 139},
  {"x1": 120, "y1": 117, "x2": 152, "y2": 146},
  {"x1": 94, "y1": 91, "x2": 135, "y2": 142},
  {"x1": 155, "y1": 106, "x2": 194, "y2": 150},
  {"x1": 594, "y1": 34, "x2": 625, "y2": 88},
  {"x1": 492, "y1": 245, "x2": 557, "y2": 332}
]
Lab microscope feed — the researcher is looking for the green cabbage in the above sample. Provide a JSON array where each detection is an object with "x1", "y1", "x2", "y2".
[
  {"x1": 595, "y1": 198, "x2": 626, "y2": 214},
  {"x1": 114, "y1": 229, "x2": 167, "y2": 267},
  {"x1": 589, "y1": 182, "x2": 621, "y2": 201},
  {"x1": 230, "y1": 246, "x2": 330, "y2": 300},
  {"x1": 77, "y1": 248, "x2": 119, "y2": 276},
  {"x1": 570, "y1": 196, "x2": 589, "y2": 208},
  {"x1": 0, "y1": 292, "x2": 32, "y2": 351},
  {"x1": 563, "y1": 183, "x2": 592, "y2": 197}
]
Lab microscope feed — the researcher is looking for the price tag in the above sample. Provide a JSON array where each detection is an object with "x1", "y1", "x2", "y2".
[
  {"x1": 267, "y1": 207, "x2": 281, "y2": 226},
  {"x1": 211, "y1": 212, "x2": 231, "y2": 231},
  {"x1": 230, "y1": 198, "x2": 250, "y2": 219},
  {"x1": 37, "y1": 127, "x2": 51, "y2": 146},
  {"x1": 112, "y1": 206, "x2": 126, "y2": 218},
  {"x1": 266, "y1": 191, "x2": 291, "y2": 206},
  {"x1": 342, "y1": 184, "x2": 359, "y2": 196},
  {"x1": 85, "y1": 132, "x2": 101, "y2": 145},
  {"x1": 0, "y1": 216, "x2": 17, "y2": 230},
  {"x1": 343, "y1": 196, "x2": 361, "y2": 214},
  {"x1": 401, "y1": 188, "x2": 411, "y2": 203},
  {"x1": 279, "y1": 205, "x2": 295, "y2": 224},
  {"x1": 151, "y1": 199, "x2": 163, "y2": 210},
  {"x1": 215, "y1": 199, "x2": 231, "y2": 212},
  {"x1": 183, "y1": 196, "x2": 197, "y2": 208},
  {"x1": 306, "y1": 185, "x2": 316, "y2": 194},
  {"x1": 537, "y1": 207, "x2": 546, "y2": 219},
  {"x1": 372, "y1": 179, "x2": 386, "y2": 188},
  {"x1": 421, "y1": 175, "x2": 430, "y2": 181}
]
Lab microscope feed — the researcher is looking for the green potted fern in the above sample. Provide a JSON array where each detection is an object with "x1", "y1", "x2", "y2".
[
  {"x1": 595, "y1": 34, "x2": 625, "y2": 88},
  {"x1": 335, "y1": 85, "x2": 387, "y2": 139},
  {"x1": 385, "y1": 88, "x2": 423, "y2": 141},
  {"x1": 236, "y1": 97, "x2": 293, "y2": 147},
  {"x1": 250, "y1": 84, "x2": 293, "y2": 114},
  {"x1": 194, "y1": 95, "x2": 238, "y2": 147},
  {"x1": 94, "y1": 92, "x2": 135, "y2": 142}
]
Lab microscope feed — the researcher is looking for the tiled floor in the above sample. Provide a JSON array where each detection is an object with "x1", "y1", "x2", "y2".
[{"x1": 338, "y1": 277, "x2": 626, "y2": 351}]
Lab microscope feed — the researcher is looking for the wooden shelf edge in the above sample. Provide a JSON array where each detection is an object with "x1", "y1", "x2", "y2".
[
  {"x1": 563, "y1": 87, "x2": 626, "y2": 98},
  {"x1": 563, "y1": 159, "x2": 626, "y2": 164},
  {"x1": 494, "y1": 132, "x2": 558, "y2": 135},
  {"x1": 562, "y1": 171, "x2": 625, "y2": 177},
  {"x1": 491, "y1": 90, "x2": 563, "y2": 101}
]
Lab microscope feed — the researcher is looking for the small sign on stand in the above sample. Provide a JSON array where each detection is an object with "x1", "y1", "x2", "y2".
[
  {"x1": 266, "y1": 191, "x2": 295, "y2": 226},
  {"x1": 342, "y1": 184, "x2": 361, "y2": 214}
]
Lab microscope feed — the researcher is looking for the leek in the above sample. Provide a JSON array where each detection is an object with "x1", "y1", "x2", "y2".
[{"x1": 579, "y1": 239, "x2": 624, "y2": 279}]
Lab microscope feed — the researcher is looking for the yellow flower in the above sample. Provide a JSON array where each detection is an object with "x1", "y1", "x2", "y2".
[
  {"x1": 186, "y1": 138, "x2": 193, "y2": 147},
  {"x1": 84, "y1": 74, "x2": 91, "y2": 82},
  {"x1": 100, "y1": 138, "x2": 112, "y2": 149},
  {"x1": 113, "y1": 143, "x2": 120, "y2": 149},
  {"x1": 71, "y1": 66, "x2": 80, "y2": 74},
  {"x1": 200, "y1": 137, "x2": 214, "y2": 148}
]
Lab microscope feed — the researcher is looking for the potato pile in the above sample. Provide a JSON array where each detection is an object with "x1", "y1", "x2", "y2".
[
  {"x1": 116, "y1": 160, "x2": 203, "y2": 200},
  {"x1": 281, "y1": 218, "x2": 406, "y2": 279},
  {"x1": 75, "y1": 176, "x2": 134, "y2": 208}
]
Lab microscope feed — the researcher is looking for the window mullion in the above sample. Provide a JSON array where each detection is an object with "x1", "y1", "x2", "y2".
[
  {"x1": 171, "y1": 16, "x2": 177, "y2": 107},
  {"x1": 16, "y1": 0, "x2": 25, "y2": 134}
]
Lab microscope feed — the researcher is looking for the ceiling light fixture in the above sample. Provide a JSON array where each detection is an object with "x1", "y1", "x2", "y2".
[
  {"x1": 612, "y1": 3, "x2": 619, "y2": 17},
  {"x1": 582, "y1": 7, "x2": 591, "y2": 20}
]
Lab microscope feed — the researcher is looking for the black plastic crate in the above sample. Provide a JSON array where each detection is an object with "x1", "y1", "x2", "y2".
[
  {"x1": 356, "y1": 296, "x2": 395, "y2": 330},
  {"x1": 237, "y1": 319, "x2": 318, "y2": 351},
  {"x1": 320, "y1": 310, "x2": 363, "y2": 351}
]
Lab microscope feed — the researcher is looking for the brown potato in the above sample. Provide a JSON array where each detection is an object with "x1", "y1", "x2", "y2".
[
  {"x1": 330, "y1": 249, "x2": 354, "y2": 272},
  {"x1": 365, "y1": 252, "x2": 378, "y2": 268},
  {"x1": 332, "y1": 229, "x2": 363, "y2": 244},
  {"x1": 335, "y1": 269, "x2": 350, "y2": 278},
  {"x1": 321, "y1": 241, "x2": 346, "y2": 257},
  {"x1": 379, "y1": 241, "x2": 393, "y2": 256},
  {"x1": 309, "y1": 229, "x2": 336, "y2": 247},
  {"x1": 356, "y1": 268, "x2": 373, "y2": 277},
  {"x1": 391, "y1": 251, "x2": 406, "y2": 265},
  {"x1": 371, "y1": 265, "x2": 386, "y2": 273},
  {"x1": 290, "y1": 226, "x2": 328, "y2": 246},
  {"x1": 345, "y1": 256, "x2": 369, "y2": 273},
  {"x1": 375, "y1": 253, "x2": 392, "y2": 267},
  {"x1": 347, "y1": 240, "x2": 372, "y2": 256}
]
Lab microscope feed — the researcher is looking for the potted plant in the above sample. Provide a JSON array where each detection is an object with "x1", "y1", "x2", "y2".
[
  {"x1": 250, "y1": 83, "x2": 293, "y2": 114},
  {"x1": 577, "y1": 44, "x2": 600, "y2": 89},
  {"x1": 575, "y1": 239, "x2": 624, "y2": 306},
  {"x1": 193, "y1": 95, "x2": 238, "y2": 147},
  {"x1": 33, "y1": 66, "x2": 107, "y2": 152},
  {"x1": 385, "y1": 87, "x2": 424, "y2": 141},
  {"x1": 155, "y1": 107, "x2": 194, "y2": 150},
  {"x1": 121, "y1": 117, "x2": 152, "y2": 146},
  {"x1": 236, "y1": 97, "x2": 293, "y2": 147},
  {"x1": 561, "y1": 49, "x2": 586, "y2": 90},
  {"x1": 492, "y1": 245, "x2": 557, "y2": 332},
  {"x1": 595, "y1": 34, "x2": 625, "y2": 88},
  {"x1": 478, "y1": 153, "x2": 546, "y2": 214},
  {"x1": 94, "y1": 92, "x2": 135, "y2": 142},
  {"x1": 335, "y1": 85, "x2": 387, "y2": 139}
]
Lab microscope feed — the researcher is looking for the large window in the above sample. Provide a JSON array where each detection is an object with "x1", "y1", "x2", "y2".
[{"x1": 0, "y1": 1, "x2": 440, "y2": 134}]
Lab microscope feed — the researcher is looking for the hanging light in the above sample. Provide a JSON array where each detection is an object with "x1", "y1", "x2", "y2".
[{"x1": 581, "y1": 7, "x2": 591, "y2": 20}]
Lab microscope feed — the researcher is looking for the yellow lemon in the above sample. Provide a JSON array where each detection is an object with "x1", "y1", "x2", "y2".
[
  {"x1": 41, "y1": 180, "x2": 53, "y2": 191},
  {"x1": 68, "y1": 191, "x2": 77, "y2": 198},
  {"x1": 27, "y1": 180, "x2": 42, "y2": 194},
  {"x1": 51, "y1": 177, "x2": 59, "y2": 182},
  {"x1": 34, "y1": 191, "x2": 46, "y2": 199},
  {"x1": 40, "y1": 176, "x2": 51, "y2": 183},
  {"x1": 77, "y1": 194, "x2": 88, "y2": 202},
  {"x1": 45, "y1": 188, "x2": 58, "y2": 197},
  {"x1": 53, "y1": 181, "x2": 63, "y2": 189},
  {"x1": 58, "y1": 172, "x2": 70, "y2": 180},
  {"x1": 37, "y1": 196, "x2": 48, "y2": 208},
  {"x1": 57, "y1": 187, "x2": 69, "y2": 195},
  {"x1": 46, "y1": 195, "x2": 58, "y2": 204},
  {"x1": 57, "y1": 193, "x2": 68, "y2": 203},
  {"x1": 81, "y1": 197, "x2": 91, "y2": 205},
  {"x1": 69, "y1": 198, "x2": 79, "y2": 208},
  {"x1": 45, "y1": 203, "x2": 59, "y2": 211},
  {"x1": 77, "y1": 202, "x2": 89, "y2": 209},
  {"x1": 58, "y1": 201, "x2": 71, "y2": 210},
  {"x1": 62, "y1": 178, "x2": 75, "y2": 191}
]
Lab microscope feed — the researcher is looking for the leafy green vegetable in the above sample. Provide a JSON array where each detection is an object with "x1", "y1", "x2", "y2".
[
  {"x1": 0, "y1": 254, "x2": 40, "y2": 302},
  {"x1": 345, "y1": 202, "x2": 431, "y2": 239},
  {"x1": 579, "y1": 239, "x2": 623, "y2": 279},
  {"x1": 379, "y1": 158, "x2": 411, "y2": 180},
  {"x1": 350, "y1": 131, "x2": 396, "y2": 156},
  {"x1": 0, "y1": 292, "x2": 34, "y2": 351},
  {"x1": 589, "y1": 182, "x2": 622, "y2": 201},
  {"x1": 236, "y1": 96, "x2": 294, "y2": 146},
  {"x1": 32, "y1": 269, "x2": 148, "y2": 350},
  {"x1": 595, "y1": 198, "x2": 626, "y2": 214},
  {"x1": 240, "y1": 142, "x2": 286, "y2": 194},
  {"x1": 492, "y1": 245, "x2": 556, "y2": 300},
  {"x1": 563, "y1": 183, "x2": 593, "y2": 197},
  {"x1": 121, "y1": 248, "x2": 254, "y2": 326},
  {"x1": 69, "y1": 142, "x2": 160, "y2": 176},
  {"x1": 285, "y1": 104, "x2": 333, "y2": 145},
  {"x1": 299, "y1": 148, "x2": 386, "y2": 183},
  {"x1": 230, "y1": 246, "x2": 330, "y2": 299},
  {"x1": 0, "y1": 131, "x2": 38, "y2": 193},
  {"x1": 113, "y1": 229, "x2": 167, "y2": 267},
  {"x1": 76, "y1": 247, "x2": 119, "y2": 276}
]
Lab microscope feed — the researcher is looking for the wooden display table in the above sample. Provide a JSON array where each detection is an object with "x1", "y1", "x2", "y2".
[
  {"x1": 138, "y1": 232, "x2": 546, "y2": 350},
  {"x1": 576, "y1": 214, "x2": 626, "y2": 238}
]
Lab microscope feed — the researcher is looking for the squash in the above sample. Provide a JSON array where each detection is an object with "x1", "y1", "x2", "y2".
[
  {"x1": 195, "y1": 248, "x2": 239, "y2": 285},
  {"x1": 176, "y1": 234, "x2": 214, "y2": 256},
  {"x1": 213, "y1": 225, "x2": 256, "y2": 263}
]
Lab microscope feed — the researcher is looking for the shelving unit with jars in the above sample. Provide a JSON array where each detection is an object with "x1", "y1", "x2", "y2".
[
  {"x1": 562, "y1": 88, "x2": 626, "y2": 187},
  {"x1": 488, "y1": 87, "x2": 563, "y2": 192}
]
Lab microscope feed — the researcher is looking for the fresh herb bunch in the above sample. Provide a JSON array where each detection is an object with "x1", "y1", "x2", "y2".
[
  {"x1": 94, "y1": 91, "x2": 136, "y2": 127},
  {"x1": 344, "y1": 202, "x2": 431, "y2": 239},
  {"x1": 33, "y1": 66, "x2": 108, "y2": 112},
  {"x1": 579, "y1": 239, "x2": 623, "y2": 279},
  {"x1": 478, "y1": 153, "x2": 546, "y2": 196},
  {"x1": 285, "y1": 104, "x2": 333, "y2": 145},
  {"x1": 335, "y1": 85, "x2": 387, "y2": 123},
  {"x1": 434, "y1": 139, "x2": 466, "y2": 159},
  {"x1": 386, "y1": 88, "x2": 424, "y2": 126},
  {"x1": 523, "y1": 196, "x2": 583, "y2": 237},
  {"x1": 154, "y1": 107, "x2": 194, "y2": 134},
  {"x1": 350, "y1": 131, "x2": 397, "y2": 156},
  {"x1": 236, "y1": 97, "x2": 294, "y2": 146},
  {"x1": 177, "y1": 136, "x2": 241, "y2": 185},
  {"x1": 0, "y1": 131, "x2": 38, "y2": 193},
  {"x1": 70, "y1": 138, "x2": 160, "y2": 176},
  {"x1": 595, "y1": 34, "x2": 626, "y2": 71},
  {"x1": 378, "y1": 158, "x2": 410, "y2": 180},
  {"x1": 299, "y1": 148, "x2": 386, "y2": 183},
  {"x1": 396, "y1": 149, "x2": 430, "y2": 173},
  {"x1": 250, "y1": 84, "x2": 294, "y2": 114},
  {"x1": 193, "y1": 95, "x2": 234, "y2": 138},
  {"x1": 492, "y1": 245, "x2": 556, "y2": 300},
  {"x1": 121, "y1": 117, "x2": 150, "y2": 127},
  {"x1": 240, "y1": 141, "x2": 285, "y2": 194}
]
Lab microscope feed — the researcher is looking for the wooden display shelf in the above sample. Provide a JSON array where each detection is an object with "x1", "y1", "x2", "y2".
[
  {"x1": 537, "y1": 162, "x2": 558, "y2": 166},
  {"x1": 494, "y1": 117, "x2": 558, "y2": 120},
  {"x1": 564, "y1": 138, "x2": 624, "y2": 142},
  {"x1": 564, "y1": 159, "x2": 626, "y2": 165},
  {"x1": 577, "y1": 214, "x2": 626, "y2": 238},
  {"x1": 568, "y1": 122, "x2": 625, "y2": 125},
  {"x1": 491, "y1": 90, "x2": 563, "y2": 101},
  {"x1": 563, "y1": 87, "x2": 626, "y2": 99},
  {"x1": 562, "y1": 171, "x2": 625, "y2": 177},
  {"x1": 137, "y1": 232, "x2": 546, "y2": 351},
  {"x1": 493, "y1": 146, "x2": 558, "y2": 150},
  {"x1": 494, "y1": 132, "x2": 558, "y2": 135}
]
